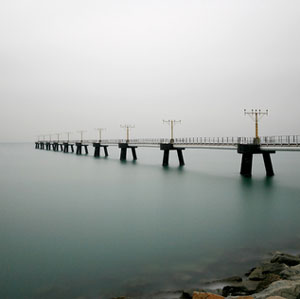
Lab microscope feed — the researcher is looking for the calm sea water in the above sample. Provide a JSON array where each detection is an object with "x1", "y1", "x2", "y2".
[{"x1": 0, "y1": 143, "x2": 300, "y2": 298}]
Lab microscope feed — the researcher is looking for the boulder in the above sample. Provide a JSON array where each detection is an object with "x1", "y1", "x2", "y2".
[
  {"x1": 222, "y1": 286, "x2": 253, "y2": 297},
  {"x1": 248, "y1": 267, "x2": 265, "y2": 281},
  {"x1": 255, "y1": 274, "x2": 281, "y2": 293},
  {"x1": 180, "y1": 291, "x2": 193, "y2": 299},
  {"x1": 248, "y1": 263, "x2": 288, "y2": 281},
  {"x1": 271, "y1": 253, "x2": 300, "y2": 267},
  {"x1": 262, "y1": 263, "x2": 288, "y2": 275},
  {"x1": 280, "y1": 264, "x2": 300, "y2": 279},
  {"x1": 246, "y1": 268, "x2": 257, "y2": 277},
  {"x1": 218, "y1": 276, "x2": 243, "y2": 283},
  {"x1": 192, "y1": 292, "x2": 224, "y2": 299},
  {"x1": 254, "y1": 280, "x2": 300, "y2": 299}
]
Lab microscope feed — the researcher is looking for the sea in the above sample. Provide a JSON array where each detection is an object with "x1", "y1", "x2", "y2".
[{"x1": 0, "y1": 143, "x2": 300, "y2": 298}]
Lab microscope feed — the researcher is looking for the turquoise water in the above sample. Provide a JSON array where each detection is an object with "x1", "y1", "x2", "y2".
[{"x1": 0, "y1": 143, "x2": 300, "y2": 298}]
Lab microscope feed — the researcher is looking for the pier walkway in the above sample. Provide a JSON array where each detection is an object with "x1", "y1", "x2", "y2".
[{"x1": 35, "y1": 135, "x2": 300, "y2": 177}]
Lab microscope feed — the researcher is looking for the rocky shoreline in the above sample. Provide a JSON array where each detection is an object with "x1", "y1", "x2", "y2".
[{"x1": 113, "y1": 252, "x2": 300, "y2": 299}]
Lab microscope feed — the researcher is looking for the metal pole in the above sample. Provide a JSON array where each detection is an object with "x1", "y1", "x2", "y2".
[{"x1": 255, "y1": 112, "x2": 258, "y2": 139}]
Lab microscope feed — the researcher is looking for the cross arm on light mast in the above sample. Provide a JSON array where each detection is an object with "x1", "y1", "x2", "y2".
[
  {"x1": 77, "y1": 130, "x2": 87, "y2": 143},
  {"x1": 244, "y1": 109, "x2": 269, "y2": 141},
  {"x1": 120, "y1": 124, "x2": 135, "y2": 143},
  {"x1": 65, "y1": 132, "x2": 71, "y2": 142},
  {"x1": 56, "y1": 133, "x2": 61, "y2": 142},
  {"x1": 163, "y1": 119, "x2": 181, "y2": 143},
  {"x1": 95, "y1": 128, "x2": 106, "y2": 143}
]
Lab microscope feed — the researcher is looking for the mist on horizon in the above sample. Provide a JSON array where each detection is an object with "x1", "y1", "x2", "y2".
[{"x1": 1, "y1": 0, "x2": 299, "y2": 142}]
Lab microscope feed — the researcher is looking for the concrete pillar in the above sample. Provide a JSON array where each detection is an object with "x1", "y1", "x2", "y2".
[
  {"x1": 177, "y1": 149, "x2": 185, "y2": 166},
  {"x1": 263, "y1": 152, "x2": 274, "y2": 176},
  {"x1": 240, "y1": 153, "x2": 253, "y2": 177},
  {"x1": 104, "y1": 146, "x2": 109, "y2": 157},
  {"x1": 76, "y1": 143, "x2": 82, "y2": 155},
  {"x1": 162, "y1": 150, "x2": 170, "y2": 166},
  {"x1": 131, "y1": 148, "x2": 137, "y2": 160},
  {"x1": 94, "y1": 146, "x2": 100, "y2": 157},
  {"x1": 84, "y1": 145, "x2": 88, "y2": 155},
  {"x1": 120, "y1": 148, "x2": 127, "y2": 160},
  {"x1": 63, "y1": 143, "x2": 69, "y2": 153}
]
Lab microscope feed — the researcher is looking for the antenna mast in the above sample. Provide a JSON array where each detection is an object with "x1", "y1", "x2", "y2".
[
  {"x1": 244, "y1": 109, "x2": 268, "y2": 143},
  {"x1": 65, "y1": 132, "x2": 71, "y2": 142},
  {"x1": 120, "y1": 124, "x2": 135, "y2": 143},
  {"x1": 77, "y1": 130, "x2": 87, "y2": 143},
  {"x1": 163, "y1": 120, "x2": 181, "y2": 143},
  {"x1": 95, "y1": 128, "x2": 106, "y2": 143}
]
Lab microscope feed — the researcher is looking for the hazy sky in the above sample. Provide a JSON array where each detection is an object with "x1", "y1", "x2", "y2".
[{"x1": 1, "y1": 0, "x2": 299, "y2": 142}]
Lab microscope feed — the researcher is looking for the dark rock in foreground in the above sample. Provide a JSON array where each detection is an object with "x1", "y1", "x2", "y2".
[
  {"x1": 222, "y1": 285, "x2": 253, "y2": 297},
  {"x1": 270, "y1": 253, "x2": 300, "y2": 267}
]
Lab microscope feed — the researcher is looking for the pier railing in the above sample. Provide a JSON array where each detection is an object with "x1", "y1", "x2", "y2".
[{"x1": 41, "y1": 135, "x2": 300, "y2": 147}]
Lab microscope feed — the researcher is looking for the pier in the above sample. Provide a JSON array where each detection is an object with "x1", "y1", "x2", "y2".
[{"x1": 35, "y1": 135, "x2": 300, "y2": 177}]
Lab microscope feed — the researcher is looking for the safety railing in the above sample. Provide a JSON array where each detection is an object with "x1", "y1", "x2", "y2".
[{"x1": 37, "y1": 135, "x2": 300, "y2": 147}]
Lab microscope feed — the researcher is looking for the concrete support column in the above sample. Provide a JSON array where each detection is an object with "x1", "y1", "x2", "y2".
[
  {"x1": 177, "y1": 149, "x2": 185, "y2": 166},
  {"x1": 131, "y1": 148, "x2": 137, "y2": 160},
  {"x1": 94, "y1": 146, "x2": 100, "y2": 157},
  {"x1": 76, "y1": 143, "x2": 82, "y2": 155},
  {"x1": 240, "y1": 153, "x2": 253, "y2": 177},
  {"x1": 162, "y1": 149, "x2": 170, "y2": 166},
  {"x1": 104, "y1": 146, "x2": 109, "y2": 157},
  {"x1": 84, "y1": 145, "x2": 88, "y2": 155},
  {"x1": 160, "y1": 144, "x2": 185, "y2": 167},
  {"x1": 238, "y1": 144, "x2": 275, "y2": 177},
  {"x1": 120, "y1": 148, "x2": 127, "y2": 160},
  {"x1": 63, "y1": 143, "x2": 69, "y2": 153},
  {"x1": 263, "y1": 152, "x2": 274, "y2": 176},
  {"x1": 119, "y1": 143, "x2": 137, "y2": 161}
]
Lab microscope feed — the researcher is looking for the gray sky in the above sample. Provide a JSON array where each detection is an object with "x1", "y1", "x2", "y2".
[{"x1": 1, "y1": 0, "x2": 299, "y2": 142}]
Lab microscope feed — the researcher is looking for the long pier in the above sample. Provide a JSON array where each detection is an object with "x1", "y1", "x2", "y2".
[{"x1": 35, "y1": 135, "x2": 300, "y2": 177}]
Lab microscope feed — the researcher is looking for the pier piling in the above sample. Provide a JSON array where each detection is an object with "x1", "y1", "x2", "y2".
[
  {"x1": 118, "y1": 143, "x2": 137, "y2": 161},
  {"x1": 160, "y1": 144, "x2": 185, "y2": 167},
  {"x1": 238, "y1": 144, "x2": 275, "y2": 177}
]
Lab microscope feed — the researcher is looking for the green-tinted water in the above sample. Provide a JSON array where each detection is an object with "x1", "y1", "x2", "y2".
[{"x1": 0, "y1": 144, "x2": 300, "y2": 298}]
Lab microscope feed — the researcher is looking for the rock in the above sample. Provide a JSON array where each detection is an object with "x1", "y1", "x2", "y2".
[
  {"x1": 246, "y1": 268, "x2": 257, "y2": 277},
  {"x1": 253, "y1": 280, "x2": 300, "y2": 299},
  {"x1": 180, "y1": 291, "x2": 193, "y2": 299},
  {"x1": 265, "y1": 297, "x2": 286, "y2": 299},
  {"x1": 248, "y1": 263, "x2": 288, "y2": 281},
  {"x1": 255, "y1": 274, "x2": 281, "y2": 293},
  {"x1": 248, "y1": 267, "x2": 265, "y2": 281},
  {"x1": 262, "y1": 263, "x2": 288, "y2": 275},
  {"x1": 222, "y1": 286, "x2": 253, "y2": 297},
  {"x1": 219, "y1": 276, "x2": 243, "y2": 283},
  {"x1": 280, "y1": 266, "x2": 300, "y2": 280},
  {"x1": 280, "y1": 264, "x2": 300, "y2": 279},
  {"x1": 192, "y1": 291, "x2": 224, "y2": 299},
  {"x1": 271, "y1": 253, "x2": 300, "y2": 267}
]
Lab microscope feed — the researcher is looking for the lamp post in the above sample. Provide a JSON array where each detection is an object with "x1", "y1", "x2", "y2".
[
  {"x1": 163, "y1": 120, "x2": 181, "y2": 144},
  {"x1": 244, "y1": 109, "x2": 268, "y2": 144}
]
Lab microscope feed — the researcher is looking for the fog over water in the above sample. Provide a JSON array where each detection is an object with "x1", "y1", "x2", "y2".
[
  {"x1": 1, "y1": 0, "x2": 300, "y2": 142},
  {"x1": 1, "y1": 144, "x2": 300, "y2": 298}
]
